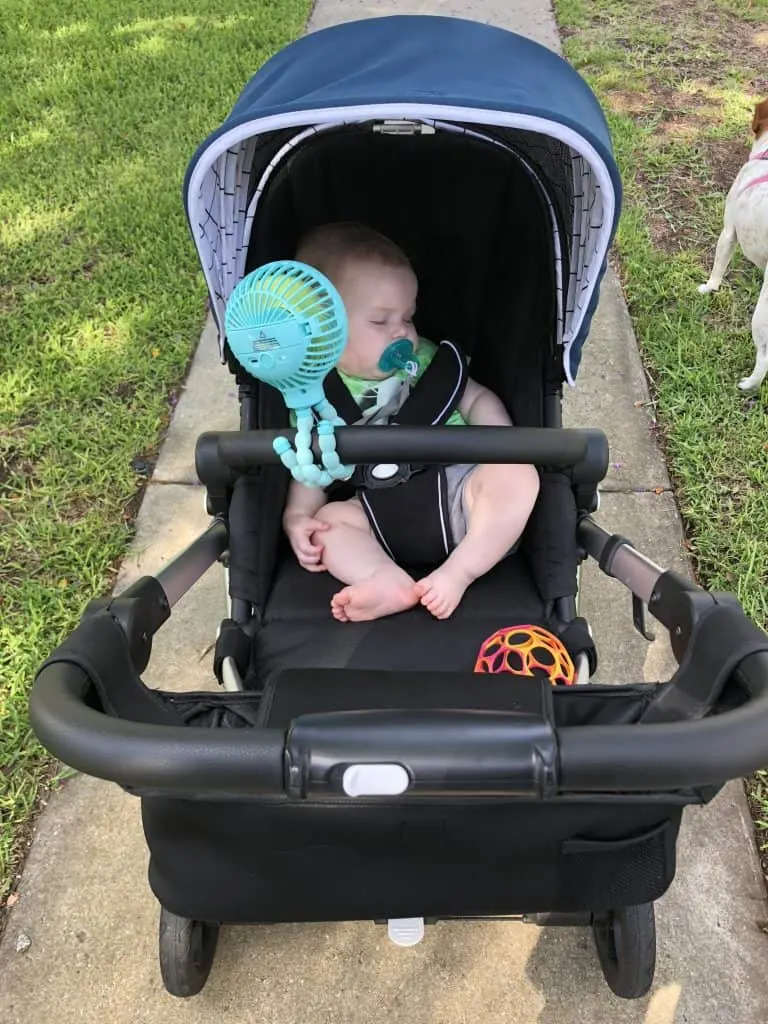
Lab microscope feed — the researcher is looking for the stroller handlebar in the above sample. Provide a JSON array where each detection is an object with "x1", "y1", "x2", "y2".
[
  {"x1": 28, "y1": 469, "x2": 768, "y2": 801},
  {"x1": 30, "y1": 648, "x2": 768, "y2": 800},
  {"x1": 30, "y1": 663, "x2": 287, "y2": 796},
  {"x1": 195, "y1": 426, "x2": 610, "y2": 483}
]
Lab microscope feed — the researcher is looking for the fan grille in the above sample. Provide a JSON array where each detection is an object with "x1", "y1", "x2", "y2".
[{"x1": 224, "y1": 261, "x2": 347, "y2": 399}]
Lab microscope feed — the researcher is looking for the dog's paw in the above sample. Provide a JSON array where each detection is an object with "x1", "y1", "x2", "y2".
[
  {"x1": 698, "y1": 282, "x2": 719, "y2": 294},
  {"x1": 738, "y1": 376, "x2": 759, "y2": 391}
]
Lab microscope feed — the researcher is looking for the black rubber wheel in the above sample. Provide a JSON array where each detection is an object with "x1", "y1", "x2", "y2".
[
  {"x1": 158, "y1": 906, "x2": 220, "y2": 997},
  {"x1": 592, "y1": 902, "x2": 656, "y2": 999}
]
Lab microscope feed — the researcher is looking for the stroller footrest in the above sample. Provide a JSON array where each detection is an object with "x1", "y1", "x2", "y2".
[{"x1": 285, "y1": 700, "x2": 558, "y2": 800}]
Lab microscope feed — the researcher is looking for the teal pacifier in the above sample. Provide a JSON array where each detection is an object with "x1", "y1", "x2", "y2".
[{"x1": 378, "y1": 338, "x2": 417, "y2": 375}]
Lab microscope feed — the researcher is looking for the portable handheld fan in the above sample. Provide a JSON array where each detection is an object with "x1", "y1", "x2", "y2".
[{"x1": 224, "y1": 260, "x2": 353, "y2": 487}]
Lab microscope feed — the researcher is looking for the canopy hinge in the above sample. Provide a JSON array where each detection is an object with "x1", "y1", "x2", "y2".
[{"x1": 372, "y1": 119, "x2": 436, "y2": 136}]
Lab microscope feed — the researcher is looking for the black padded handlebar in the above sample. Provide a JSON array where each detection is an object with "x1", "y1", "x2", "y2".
[
  {"x1": 195, "y1": 426, "x2": 610, "y2": 486},
  {"x1": 30, "y1": 664, "x2": 286, "y2": 796},
  {"x1": 557, "y1": 651, "x2": 768, "y2": 790},
  {"x1": 29, "y1": 648, "x2": 768, "y2": 797}
]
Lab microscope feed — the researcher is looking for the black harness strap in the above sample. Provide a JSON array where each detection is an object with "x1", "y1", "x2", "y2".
[
  {"x1": 360, "y1": 464, "x2": 455, "y2": 565},
  {"x1": 323, "y1": 367, "x2": 362, "y2": 426},
  {"x1": 363, "y1": 341, "x2": 468, "y2": 565},
  {"x1": 391, "y1": 339, "x2": 468, "y2": 427},
  {"x1": 320, "y1": 341, "x2": 469, "y2": 565}
]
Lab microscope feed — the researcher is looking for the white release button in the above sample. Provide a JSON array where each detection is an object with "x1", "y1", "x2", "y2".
[
  {"x1": 371, "y1": 463, "x2": 399, "y2": 480},
  {"x1": 342, "y1": 763, "x2": 410, "y2": 797}
]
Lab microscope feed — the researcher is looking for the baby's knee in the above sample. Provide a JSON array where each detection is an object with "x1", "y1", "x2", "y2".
[
  {"x1": 315, "y1": 501, "x2": 347, "y2": 527},
  {"x1": 477, "y1": 462, "x2": 540, "y2": 500},
  {"x1": 316, "y1": 498, "x2": 369, "y2": 530}
]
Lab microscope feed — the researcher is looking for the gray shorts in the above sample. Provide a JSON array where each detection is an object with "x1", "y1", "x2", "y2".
[
  {"x1": 444, "y1": 463, "x2": 522, "y2": 556},
  {"x1": 444, "y1": 463, "x2": 476, "y2": 545}
]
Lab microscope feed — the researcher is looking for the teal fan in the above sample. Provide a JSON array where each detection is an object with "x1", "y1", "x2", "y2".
[
  {"x1": 224, "y1": 260, "x2": 352, "y2": 488},
  {"x1": 224, "y1": 260, "x2": 348, "y2": 409}
]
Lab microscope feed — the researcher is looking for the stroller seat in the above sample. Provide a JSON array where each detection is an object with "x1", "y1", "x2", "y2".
[{"x1": 254, "y1": 548, "x2": 548, "y2": 686}]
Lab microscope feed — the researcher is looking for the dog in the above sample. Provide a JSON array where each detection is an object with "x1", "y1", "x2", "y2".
[{"x1": 698, "y1": 97, "x2": 768, "y2": 391}]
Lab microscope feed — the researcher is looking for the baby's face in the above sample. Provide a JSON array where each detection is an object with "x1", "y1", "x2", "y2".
[{"x1": 336, "y1": 262, "x2": 418, "y2": 378}]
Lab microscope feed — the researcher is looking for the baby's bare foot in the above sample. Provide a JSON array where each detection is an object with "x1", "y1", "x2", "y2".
[
  {"x1": 416, "y1": 565, "x2": 473, "y2": 620},
  {"x1": 331, "y1": 570, "x2": 419, "y2": 622}
]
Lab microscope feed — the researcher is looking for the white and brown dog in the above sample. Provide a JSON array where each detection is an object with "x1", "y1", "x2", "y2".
[{"x1": 699, "y1": 97, "x2": 768, "y2": 390}]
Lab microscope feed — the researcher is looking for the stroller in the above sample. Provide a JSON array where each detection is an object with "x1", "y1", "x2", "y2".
[{"x1": 30, "y1": 14, "x2": 768, "y2": 1003}]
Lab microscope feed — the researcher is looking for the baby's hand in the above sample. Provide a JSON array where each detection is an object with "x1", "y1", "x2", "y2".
[{"x1": 284, "y1": 512, "x2": 329, "y2": 572}]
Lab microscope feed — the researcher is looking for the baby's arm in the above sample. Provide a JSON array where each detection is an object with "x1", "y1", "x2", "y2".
[
  {"x1": 283, "y1": 480, "x2": 330, "y2": 572},
  {"x1": 458, "y1": 374, "x2": 539, "y2": 498},
  {"x1": 284, "y1": 479, "x2": 327, "y2": 520},
  {"x1": 458, "y1": 377, "x2": 514, "y2": 427}
]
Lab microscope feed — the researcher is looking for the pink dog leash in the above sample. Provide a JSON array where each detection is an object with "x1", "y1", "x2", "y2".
[{"x1": 736, "y1": 147, "x2": 768, "y2": 197}]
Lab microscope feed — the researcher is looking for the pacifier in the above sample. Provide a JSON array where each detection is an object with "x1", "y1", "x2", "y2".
[{"x1": 378, "y1": 338, "x2": 418, "y2": 376}]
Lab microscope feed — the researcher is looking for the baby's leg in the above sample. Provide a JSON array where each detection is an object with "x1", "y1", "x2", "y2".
[
  {"x1": 416, "y1": 463, "x2": 540, "y2": 619},
  {"x1": 316, "y1": 499, "x2": 418, "y2": 622}
]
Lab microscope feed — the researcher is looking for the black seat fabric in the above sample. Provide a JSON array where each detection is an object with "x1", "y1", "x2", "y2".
[
  {"x1": 227, "y1": 124, "x2": 580, "y2": 685},
  {"x1": 245, "y1": 126, "x2": 558, "y2": 430},
  {"x1": 249, "y1": 547, "x2": 548, "y2": 689}
]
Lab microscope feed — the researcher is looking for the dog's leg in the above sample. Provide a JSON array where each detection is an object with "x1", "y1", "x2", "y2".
[
  {"x1": 738, "y1": 267, "x2": 768, "y2": 390},
  {"x1": 698, "y1": 221, "x2": 737, "y2": 293}
]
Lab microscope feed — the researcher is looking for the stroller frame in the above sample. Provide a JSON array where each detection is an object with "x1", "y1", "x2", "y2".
[{"x1": 29, "y1": 14, "x2": 768, "y2": 1005}]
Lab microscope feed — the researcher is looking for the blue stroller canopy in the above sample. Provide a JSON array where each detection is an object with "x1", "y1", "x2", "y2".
[{"x1": 183, "y1": 15, "x2": 622, "y2": 383}]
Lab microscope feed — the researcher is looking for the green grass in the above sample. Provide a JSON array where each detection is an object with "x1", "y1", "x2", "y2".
[
  {"x1": 0, "y1": 0, "x2": 311, "y2": 906},
  {"x1": 553, "y1": 0, "x2": 768, "y2": 844}
]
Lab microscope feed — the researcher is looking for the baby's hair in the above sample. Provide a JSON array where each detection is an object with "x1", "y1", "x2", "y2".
[{"x1": 295, "y1": 221, "x2": 412, "y2": 284}]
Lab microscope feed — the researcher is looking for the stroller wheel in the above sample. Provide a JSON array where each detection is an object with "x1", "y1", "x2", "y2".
[
  {"x1": 592, "y1": 902, "x2": 656, "y2": 999},
  {"x1": 158, "y1": 906, "x2": 219, "y2": 997}
]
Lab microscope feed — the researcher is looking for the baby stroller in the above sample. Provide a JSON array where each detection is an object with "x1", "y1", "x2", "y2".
[{"x1": 30, "y1": 14, "x2": 768, "y2": 1003}]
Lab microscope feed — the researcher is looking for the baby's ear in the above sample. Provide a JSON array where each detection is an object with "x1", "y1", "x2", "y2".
[{"x1": 752, "y1": 97, "x2": 768, "y2": 137}]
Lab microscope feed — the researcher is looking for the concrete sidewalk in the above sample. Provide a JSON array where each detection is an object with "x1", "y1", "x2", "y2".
[{"x1": 2, "y1": 3, "x2": 768, "y2": 1023}]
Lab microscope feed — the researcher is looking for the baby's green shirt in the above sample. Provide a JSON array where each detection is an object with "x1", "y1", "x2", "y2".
[{"x1": 335, "y1": 337, "x2": 467, "y2": 426}]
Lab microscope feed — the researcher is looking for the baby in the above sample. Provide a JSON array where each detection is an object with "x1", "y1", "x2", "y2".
[{"x1": 282, "y1": 222, "x2": 540, "y2": 622}]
